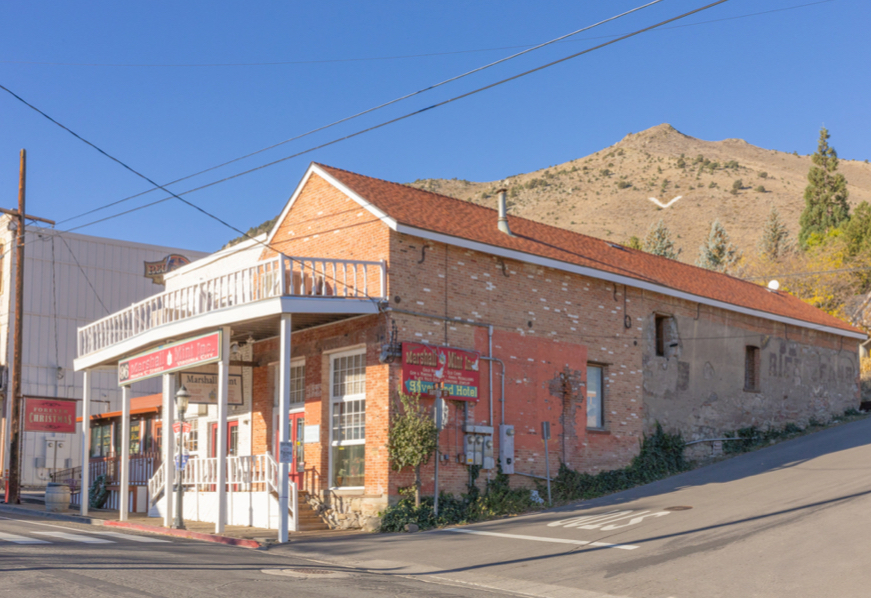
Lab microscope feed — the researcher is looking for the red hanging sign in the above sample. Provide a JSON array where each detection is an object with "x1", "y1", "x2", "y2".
[
  {"x1": 172, "y1": 422, "x2": 192, "y2": 434},
  {"x1": 401, "y1": 343, "x2": 480, "y2": 402},
  {"x1": 119, "y1": 330, "x2": 222, "y2": 385},
  {"x1": 24, "y1": 398, "x2": 77, "y2": 434}
]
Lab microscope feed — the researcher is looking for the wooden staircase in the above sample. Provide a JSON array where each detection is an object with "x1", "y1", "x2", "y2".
[{"x1": 295, "y1": 492, "x2": 331, "y2": 532}]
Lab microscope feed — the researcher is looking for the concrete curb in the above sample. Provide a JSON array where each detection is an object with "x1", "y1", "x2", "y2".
[
  {"x1": 103, "y1": 520, "x2": 262, "y2": 549},
  {"x1": 0, "y1": 503, "x2": 106, "y2": 526},
  {"x1": 0, "y1": 503, "x2": 261, "y2": 549}
]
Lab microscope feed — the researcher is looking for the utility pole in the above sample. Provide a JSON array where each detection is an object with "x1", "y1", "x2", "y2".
[{"x1": 4, "y1": 150, "x2": 54, "y2": 504}]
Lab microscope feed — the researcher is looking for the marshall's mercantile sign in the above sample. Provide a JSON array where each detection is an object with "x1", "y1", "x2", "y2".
[
  {"x1": 180, "y1": 366, "x2": 244, "y2": 405},
  {"x1": 119, "y1": 330, "x2": 222, "y2": 385},
  {"x1": 24, "y1": 398, "x2": 77, "y2": 433},
  {"x1": 402, "y1": 342, "x2": 480, "y2": 401}
]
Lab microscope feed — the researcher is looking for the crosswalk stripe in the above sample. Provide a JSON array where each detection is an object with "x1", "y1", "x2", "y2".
[
  {"x1": 33, "y1": 532, "x2": 115, "y2": 544},
  {"x1": 0, "y1": 531, "x2": 51, "y2": 544},
  {"x1": 90, "y1": 531, "x2": 170, "y2": 543}
]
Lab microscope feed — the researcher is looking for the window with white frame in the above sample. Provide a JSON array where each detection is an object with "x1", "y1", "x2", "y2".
[
  {"x1": 330, "y1": 351, "x2": 366, "y2": 488},
  {"x1": 273, "y1": 361, "x2": 306, "y2": 409},
  {"x1": 587, "y1": 364, "x2": 605, "y2": 429}
]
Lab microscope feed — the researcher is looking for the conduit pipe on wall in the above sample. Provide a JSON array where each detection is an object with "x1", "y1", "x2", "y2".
[{"x1": 384, "y1": 307, "x2": 500, "y2": 427}]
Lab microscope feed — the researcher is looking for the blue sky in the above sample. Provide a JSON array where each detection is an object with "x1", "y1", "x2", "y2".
[{"x1": 1, "y1": 0, "x2": 868, "y2": 252}]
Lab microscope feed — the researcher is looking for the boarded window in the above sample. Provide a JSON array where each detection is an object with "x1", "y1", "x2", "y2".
[{"x1": 745, "y1": 346, "x2": 761, "y2": 391}]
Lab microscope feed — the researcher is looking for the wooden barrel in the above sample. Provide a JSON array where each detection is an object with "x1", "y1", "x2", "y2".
[{"x1": 45, "y1": 482, "x2": 71, "y2": 513}]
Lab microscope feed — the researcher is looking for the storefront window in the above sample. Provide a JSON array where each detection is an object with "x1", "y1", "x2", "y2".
[
  {"x1": 130, "y1": 421, "x2": 141, "y2": 454},
  {"x1": 89, "y1": 423, "x2": 114, "y2": 458},
  {"x1": 330, "y1": 351, "x2": 366, "y2": 487}
]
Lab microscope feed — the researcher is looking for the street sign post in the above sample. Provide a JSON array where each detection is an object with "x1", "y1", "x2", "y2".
[
  {"x1": 542, "y1": 421, "x2": 552, "y2": 505},
  {"x1": 174, "y1": 453, "x2": 190, "y2": 471},
  {"x1": 278, "y1": 441, "x2": 294, "y2": 464}
]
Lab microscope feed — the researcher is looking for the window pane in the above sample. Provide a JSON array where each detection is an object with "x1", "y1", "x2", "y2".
[
  {"x1": 332, "y1": 399, "x2": 366, "y2": 441},
  {"x1": 332, "y1": 444, "x2": 365, "y2": 487},
  {"x1": 587, "y1": 366, "x2": 603, "y2": 428},
  {"x1": 291, "y1": 364, "x2": 305, "y2": 406},
  {"x1": 333, "y1": 354, "x2": 366, "y2": 397}
]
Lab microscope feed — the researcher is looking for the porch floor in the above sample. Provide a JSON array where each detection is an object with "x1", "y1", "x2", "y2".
[{"x1": 0, "y1": 496, "x2": 362, "y2": 544}]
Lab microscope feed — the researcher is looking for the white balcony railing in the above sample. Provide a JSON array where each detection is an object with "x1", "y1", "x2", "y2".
[{"x1": 78, "y1": 255, "x2": 386, "y2": 357}]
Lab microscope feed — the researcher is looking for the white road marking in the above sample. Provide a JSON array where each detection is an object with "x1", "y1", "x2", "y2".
[
  {"x1": 647, "y1": 195, "x2": 682, "y2": 208},
  {"x1": 446, "y1": 528, "x2": 638, "y2": 550},
  {"x1": 33, "y1": 532, "x2": 115, "y2": 544},
  {"x1": 90, "y1": 531, "x2": 170, "y2": 543},
  {"x1": 0, "y1": 531, "x2": 51, "y2": 544}
]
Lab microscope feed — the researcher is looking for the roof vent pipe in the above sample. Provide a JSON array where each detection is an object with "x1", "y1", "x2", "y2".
[{"x1": 496, "y1": 188, "x2": 513, "y2": 236}]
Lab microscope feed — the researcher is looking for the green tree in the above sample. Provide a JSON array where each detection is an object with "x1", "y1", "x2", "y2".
[
  {"x1": 758, "y1": 207, "x2": 793, "y2": 260},
  {"x1": 696, "y1": 219, "x2": 742, "y2": 272},
  {"x1": 386, "y1": 392, "x2": 438, "y2": 507},
  {"x1": 798, "y1": 127, "x2": 850, "y2": 247},
  {"x1": 643, "y1": 220, "x2": 681, "y2": 260},
  {"x1": 626, "y1": 235, "x2": 642, "y2": 250},
  {"x1": 843, "y1": 201, "x2": 871, "y2": 257}
]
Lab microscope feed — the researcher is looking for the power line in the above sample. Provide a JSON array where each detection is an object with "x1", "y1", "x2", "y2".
[
  {"x1": 5, "y1": 0, "x2": 732, "y2": 250},
  {"x1": 52, "y1": 0, "x2": 667, "y2": 228},
  {"x1": 0, "y1": 0, "x2": 836, "y2": 68}
]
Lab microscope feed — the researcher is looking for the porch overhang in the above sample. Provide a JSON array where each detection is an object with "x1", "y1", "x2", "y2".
[{"x1": 73, "y1": 296, "x2": 380, "y2": 371}]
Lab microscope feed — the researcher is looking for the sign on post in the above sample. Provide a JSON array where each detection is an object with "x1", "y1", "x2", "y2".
[
  {"x1": 402, "y1": 343, "x2": 480, "y2": 401},
  {"x1": 24, "y1": 398, "x2": 77, "y2": 434},
  {"x1": 172, "y1": 422, "x2": 192, "y2": 435},
  {"x1": 278, "y1": 441, "x2": 294, "y2": 464},
  {"x1": 119, "y1": 330, "x2": 223, "y2": 385},
  {"x1": 174, "y1": 454, "x2": 190, "y2": 471},
  {"x1": 179, "y1": 367, "x2": 244, "y2": 405}
]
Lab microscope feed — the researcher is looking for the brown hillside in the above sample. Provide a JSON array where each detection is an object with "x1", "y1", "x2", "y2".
[{"x1": 407, "y1": 124, "x2": 871, "y2": 263}]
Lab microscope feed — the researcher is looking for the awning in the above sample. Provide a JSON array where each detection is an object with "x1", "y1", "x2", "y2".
[{"x1": 76, "y1": 393, "x2": 162, "y2": 422}]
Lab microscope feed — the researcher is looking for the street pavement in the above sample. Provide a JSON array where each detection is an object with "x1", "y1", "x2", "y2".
[
  {"x1": 0, "y1": 514, "x2": 504, "y2": 597},
  {"x1": 276, "y1": 417, "x2": 871, "y2": 598}
]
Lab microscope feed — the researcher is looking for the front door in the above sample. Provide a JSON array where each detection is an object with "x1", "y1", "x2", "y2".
[{"x1": 210, "y1": 420, "x2": 239, "y2": 457}]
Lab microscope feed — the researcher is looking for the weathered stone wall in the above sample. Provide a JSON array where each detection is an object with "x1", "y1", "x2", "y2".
[{"x1": 641, "y1": 311, "x2": 859, "y2": 448}]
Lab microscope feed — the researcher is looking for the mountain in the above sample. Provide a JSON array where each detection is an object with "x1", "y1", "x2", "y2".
[{"x1": 407, "y1": 124, "x2": 871, "y2": 263}]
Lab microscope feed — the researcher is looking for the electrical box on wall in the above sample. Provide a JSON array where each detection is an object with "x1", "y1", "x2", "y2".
[
  {"x1": 464, "y1": 425, "x2": 495, "y2": 469},
  {"x1": 499, "y1": 424, "x2": 515, "y2": 474}
]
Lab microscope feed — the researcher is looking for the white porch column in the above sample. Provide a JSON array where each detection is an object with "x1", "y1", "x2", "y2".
[
  {"x1": 278, "y1": 314, "x2": 292, "y2": 542},
  {"x1": 80, "y1": 370, "x2": 91, "y2": 517},
  {"x1": 162, "y1": 373, "x2": 176, "y2": 527},
  {"x1": 215, "y1": 326, "x2": 231, "y2": 534},
  {"x1": 119, "y1": 384, "x2": 131, "y2": 521}
]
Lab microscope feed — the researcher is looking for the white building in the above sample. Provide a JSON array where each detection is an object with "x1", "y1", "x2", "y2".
[{"x1": 0, "y1": 219, "x2": 207, "y2": 487}]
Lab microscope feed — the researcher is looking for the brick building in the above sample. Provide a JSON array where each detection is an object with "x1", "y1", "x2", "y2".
[{"x1": 73, "y1": 163, "x2": 864, "y2": 537}]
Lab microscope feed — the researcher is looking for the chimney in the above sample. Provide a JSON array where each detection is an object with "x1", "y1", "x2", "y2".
[{"x1": 496, "y1": 189, "x2": 512, "y2": 236}]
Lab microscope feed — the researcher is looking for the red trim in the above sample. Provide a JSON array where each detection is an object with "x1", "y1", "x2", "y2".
[{"x1": 103, "y1": 520, "x2": 261, "y2": 549}]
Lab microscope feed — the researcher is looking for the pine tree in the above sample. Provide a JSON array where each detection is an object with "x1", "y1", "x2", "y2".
[
  {"x1": 843, "y1": 201, "x2": 871, "y2": 258},
  {"x1": 757, "y1": 207, "x2": 792, "y2": 260},
  {"x1": 696, "y1": 219, "x2": 741, "y2": 272},
  {"x1": 798, "y1": 127, "x2": 850, "y2": 248},
  {"x1": 643, "y1": 219, "x2": 680, "y2": 260}
]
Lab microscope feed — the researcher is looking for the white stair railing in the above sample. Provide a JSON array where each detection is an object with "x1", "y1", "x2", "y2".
[{"x1": 145, "y1": 454, "x2": 298, "y2": 532}]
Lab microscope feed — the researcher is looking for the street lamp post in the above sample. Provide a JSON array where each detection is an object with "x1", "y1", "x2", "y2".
[{"x1": 172, "y1": 385, "x2": 191, "y2": 530}]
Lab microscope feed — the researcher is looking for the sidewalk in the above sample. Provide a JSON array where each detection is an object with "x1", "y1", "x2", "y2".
[{"x1": 0, "y1": 494, "x2": 359, "y2": 548}]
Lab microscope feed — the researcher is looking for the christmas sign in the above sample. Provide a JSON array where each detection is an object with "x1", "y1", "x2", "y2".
[
  {"x1": 401, "y1": 343, "x2": 480, "y2": 401},
  {"x1": 24, "y1": 398, "x2": 77, "y2": 433},
  {"x1": 119, "y1": 331, "x2": 222, "y2": 385}
]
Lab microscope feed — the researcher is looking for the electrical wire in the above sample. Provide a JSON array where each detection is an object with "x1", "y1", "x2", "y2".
[
  {"x1": 2, "y1": 0, "x2": 732, "y2": 256},
  {"x1": 51, "y1": 0, "x2": 668, "y2": 228},
  {"x1": 0, "y1": 0, "x2": 836, "y2": 68}
]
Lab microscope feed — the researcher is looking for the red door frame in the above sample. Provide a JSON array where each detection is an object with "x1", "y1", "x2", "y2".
[{"x1": 211, "y1": 420, "x2": 239, "y2": 458}]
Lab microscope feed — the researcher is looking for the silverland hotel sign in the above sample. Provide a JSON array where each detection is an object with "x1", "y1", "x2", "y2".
[{"x1": 119, "y1": 331, "x2": 223, "y2": 385}]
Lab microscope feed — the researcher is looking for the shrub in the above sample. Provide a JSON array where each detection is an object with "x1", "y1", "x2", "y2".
[
  {"x1": 616, "y1": 180, "x2": 632, "y2": 189},
  {"x1": 758, "y1": 171, "x2": 768, "y2": 178},
  {"x1": 755, "y1": 185, "x2": 766, "y2": 193},
  {"x1": 709, "y1": 181, "x2": 718, "y2": 188},
  {"x1": 730, "y1": 179, "x2": 743, "y2": 194}
]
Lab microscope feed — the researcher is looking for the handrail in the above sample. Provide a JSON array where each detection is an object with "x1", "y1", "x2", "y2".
[
  {"x1": 77, "y1": 254, "x2": 386, "y2": 358},
  {"x1": 146, "y1": 454, "x2": 298, "y2": 531}
]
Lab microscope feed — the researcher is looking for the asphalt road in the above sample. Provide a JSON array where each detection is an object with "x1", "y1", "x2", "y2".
[
  {"x1": 277, "y1": 417, "x2": 871, "y2": 598},
  {"x1": 0, "y1": 514, "x2": 504, "y2": 597}
]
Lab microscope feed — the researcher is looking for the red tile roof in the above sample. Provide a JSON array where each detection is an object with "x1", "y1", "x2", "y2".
[{"x1": 316, "y1": 163, "x2": 862, "y2": 336}]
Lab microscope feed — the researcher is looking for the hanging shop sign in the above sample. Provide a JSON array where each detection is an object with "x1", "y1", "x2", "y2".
[
  {"x1": 401, "y1": 343, "x2": 480, "y2": 401},
  {"x1": 119, "y1": 330, "x2": 222, "y2": 385},
  {"x1": 24, "y1": 398, "x2": 77, "y2": 433},
  {"x1": 144, "y1": 254, "x2": 191, "y2": 285},
  {"x1": 179, "y1": 365, "x2": 244, "y2": 406}
]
